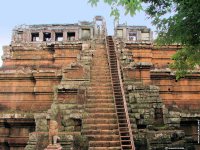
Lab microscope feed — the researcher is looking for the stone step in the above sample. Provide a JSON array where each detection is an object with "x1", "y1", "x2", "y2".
[
  {"x1": 91, "y1": 69, "x2": 110, "y2": 72},
  {"x1": 90, "y1": 77, "x2": 111, "y2": 80},
  {"x1": 92, "y1": 60, "x2": 108, "y2": 63},
  {"x1": 90, "y1": 70, "x2": 109, "y2": 72},
  {"x1": 91, "y1": 66, "x2": 109, "y2": 69},
  {"x1": 89, "y1": 80, "x2": 111, "y2": 84},
  {"x1": 83, "y1": 129, "x2": 119, "y2": 136},
  {"x1": 89, "y1": 84, "x2": 112, "y2": 87},
  {"x1": 91, "y1": 72, "x2": 110, "y2": 75},
  {"x1": 83, "y1": 124, "x2": 118, "y2": 130},
  {"x1": 83, "y1": 119, "x2": 117, "y2": 124},
  {"x1": 92, "y1": 55, "x2": 108, "y2": 58},
  {"x1": 93, "y1": 53, "x2": 107, "y2": 55},
  {"x1": 91, "y1": 67, "x2": 109, "y2": 69},
  {"x1": 87, "y1": 90, "x2": 112, "y2": 94},
  {"x1": 91, "y1": 73, "x2": 111, "y2": 77},
  {"x1": 93, "y1": 54, "x2": 107, "y2": 55},
  {"x1": 93, "y1": 55, "x2": 107, "y2": 57},
  {"x1": 91, "y1": 73, "x2": 110, "y2": 76},
  {"x1": 91, "y1": 75, "x2": 111, "y2": 77},
  {"x1": 93, "y1": 56, "x2": 107, "y2": 58},
  {"x1": 85, "y1": 103, "x2": 115, "y2": 108},
  {"x1": 91, "y1": 64, "x2": 109, "y2": 67},
  {"x1": 94, "y1": 52, "x2": 107, "y2": 54},
  {"x1": 90, "y1": 78, "x2": 111, "y2": 81},
  {"x1": 91, "y1": 64, "x2": 108, "y2": 66},
  {"x1": 96, "y1": 74, "x2": 111, "y2": 77},
  {"x1": 86, "y1": 108, "x2": 115, "y2": 113},
  {"x1": 121, "y1": 145, "x2": 133, "y2": 149},
  {"x1": 87, "y1": 87, "x2": 111, "y2": 90},
  {"x1": 92, "y1": 64, "x2": 108, "y2": 67},
  {"x1": 91, "y1": 77, "x2": 111, "y2": 80},
  {"x1": 93, "y1": 53, "x2": 107, "y2": 54},
  {"x1": 89, "y1": 141, "x2": 121, "y2": 147},
  {"x1": 93, "y1": 51, "x2": 107, "y2": 53},
  {"x1": 91, "y1": 68, "x2": 109, "y2": 70},
  {"x1": 91, "y1": 65, "x2": 108, "y2": 67},
  {"x1": 87, "y1": 95, "x2": 113, "y2": 99},
  {"x1": 87, "y1": 113, "x2": 117, "y2": 119},
  {"x1": 87, "y1": 135, "x2": 120, "y2": 141},
  {"x1": 89, "y1": 147, "x2": 121, "y2": 150},
  {"x1": 91, "y1": 67, "x2": 109, "y2": 70},
  {"x1": 92, "y1": 67, "x2": 109, "y2": 70},
  {"x1": 91, "y1": 65, "x2": 108, "y2": 68},
  {"x1": 87, "y1": 99, "x2": 114, "y2": 103},
  {"x1": 90, "y1": 85, "x2": 112, "y2": 89},
  {"x1": 89, "y1": 82, "x2": 111, "y2": 85},
  {"x1": 88, "y1": 86, "x2": 112, "y2": 90},
  {"x1": 89, "y1": 83, "x2": 112, "y2": 86},
  {"x1": 93, "y1": 54, "x2": 107, "y2": 56},
  {"x1": 87, "y1": 93, "x2": 113, "y2": 96}
]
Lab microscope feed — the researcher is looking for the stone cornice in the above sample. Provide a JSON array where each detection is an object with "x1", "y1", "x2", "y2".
[
  {"x1": 11, "y1": 42, "x2": 82, "y2": 51},
  {"x1": 0, "y1": 118, "x2": 35, "y2": 127},
  {"x1": 125, "y1": 42, "x2": 182, "y2": 50},
  {"x1": 54, "y1": 43, "x2": 82, "y2": 50},
  {"x1": 0, "y1": 73, "x2": 33, "y2": 80},
  {"x1": 33, "y1": 71, "x2": 61, "y2": 80},
  {"x1": 151, "y1": 70, "x2": 200, "y2": 79}
]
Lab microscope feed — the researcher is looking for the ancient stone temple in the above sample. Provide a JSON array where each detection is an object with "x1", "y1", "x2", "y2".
[{"x1": 0, "y1": 16, "x2": 200, "y2": 150}]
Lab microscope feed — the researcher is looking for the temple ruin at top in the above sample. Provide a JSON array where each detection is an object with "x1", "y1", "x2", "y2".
[
  {"x1": 11, "y1": 16, "x2": 153, "y2": 45},
  {"x1": 0, "y1": 16, "x2": 200, "y2": 150}
]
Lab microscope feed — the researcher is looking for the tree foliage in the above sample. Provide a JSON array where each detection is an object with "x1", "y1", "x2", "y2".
[
  {"x1": 88, "y1": 0, "x2": 143, "y2": 19},
  {"x1": 145, "y1": 0, "x2": 200, "y2": 78},
  {"x1": 88, "y1": 0, "x2": 200, "y2": 79}
]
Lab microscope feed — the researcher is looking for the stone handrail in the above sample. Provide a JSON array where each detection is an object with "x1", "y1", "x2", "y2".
[
  {"x1": 105, "y1": 36, "x2": 135, "y2": 150},
  {"x1": 115, "y1": 45, "x2": 135, "y2": 150},
  {"x1": 105, "y1": 37, "x2": 122, "y2": 147}
]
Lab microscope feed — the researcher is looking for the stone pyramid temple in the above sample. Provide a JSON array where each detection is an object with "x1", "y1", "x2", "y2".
[{"x1": 0, "y1": 16, "x2": 200, "y2": 150}]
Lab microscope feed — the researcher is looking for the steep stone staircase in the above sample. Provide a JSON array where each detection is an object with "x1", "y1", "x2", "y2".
[
  {"x1": 83, "y1": 43, "x2": 121, "y2": 149},
  {"x1": 106, "y1": 36, "x2": 135, "y2": 150}
]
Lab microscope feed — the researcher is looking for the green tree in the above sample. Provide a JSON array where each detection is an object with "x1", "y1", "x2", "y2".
[{"x1": 88, "y1": 0, "x2": 200, "y2": 79}]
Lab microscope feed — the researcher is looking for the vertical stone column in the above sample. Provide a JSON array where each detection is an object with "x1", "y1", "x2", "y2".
[
  {"x1": 63, "y1": 30, "x2": 67, "y2": 41},
  {"x1": 137, "y1": 30, "x2": 142, "y2": 41},
  {"x1": 79, "y1": 28, "x2": 82, "y2": 40},
  {"x1": 51, "y1": 31, "x2": 55, "y2": 42},
  {"x1": 39, "y1": 31, "x2": 43, "y2": 42},
  {"x1": 150, "y1": 31, "x2": 153, "y2": 42},
  {"x1": 90, "y1": 27, "x2": 94, "y2": 39},
  {"x1": 123, "y1": 27, "x2": 127, "y2": 41}
]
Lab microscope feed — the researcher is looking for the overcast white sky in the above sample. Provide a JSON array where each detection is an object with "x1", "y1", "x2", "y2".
[{"x1": 0, "y1": 0, "x2": 155, "y2": 66}]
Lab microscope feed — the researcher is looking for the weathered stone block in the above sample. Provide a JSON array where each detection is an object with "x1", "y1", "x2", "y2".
[
  {"x1": 169, "y1": 111, "x2": 181, "y2": 117},
  {"x1": 65, "y1": 126, "x2": 75, "y2": 132},
  {"x1": 34, "y1": 114, "x2": 48, "y2": 132},
  {"x1": 127, "y1": 85, "x2": 133, "y2": 91},
  {"x1": 69, "y1": 113, "x2": 82, "y2": 119},
  {"x1": 168, "y1": 118, "x2": 180, "y2": 124},
  {"x1": 135, "y1": 113, "x2": 141, "y2": 119}
]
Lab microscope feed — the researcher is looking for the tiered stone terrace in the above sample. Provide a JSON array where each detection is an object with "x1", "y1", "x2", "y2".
[{"x1": 0, "y1": 16, "x2": 200, "y2": 150}]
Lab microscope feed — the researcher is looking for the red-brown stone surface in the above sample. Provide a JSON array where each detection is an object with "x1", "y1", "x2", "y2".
[
  {"x1": 125, "y1": 43, "x2": 200, "y2": 110},
  {"x1": 0, "y1": 44, "x2": 82, "y2": 112}
]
